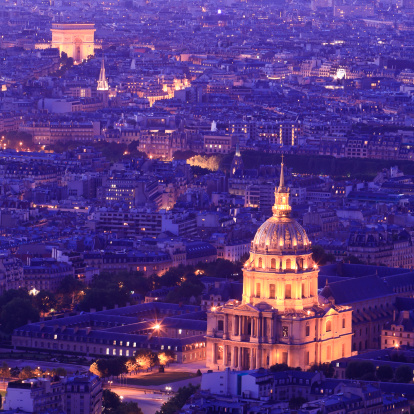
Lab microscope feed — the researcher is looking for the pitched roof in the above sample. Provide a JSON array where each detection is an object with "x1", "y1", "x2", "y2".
[{"x1": 320, "y1": 275, "x2": 394, "y2": 305}]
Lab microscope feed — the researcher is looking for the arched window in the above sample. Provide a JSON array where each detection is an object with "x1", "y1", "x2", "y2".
[
  {"x1": 326, "y1": 320, "x2": 332, "y2": 332},
  {"x1": 342, "y1": 318, "x2": 345, "y2": 329},
  {"x1": 286, "y1": 259, "x2": 291, "y2": 270},
  {"x1": 258, "y1": 257, "x2": 263, "y2": 268},
  {"x1": 271, "y1": 258, "x2": 276, "y2": 269}
]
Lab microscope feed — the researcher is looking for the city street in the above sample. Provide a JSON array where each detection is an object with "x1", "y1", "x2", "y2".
[{"x1": 109, "y1": 386, "x2": 169, "y2": 414}]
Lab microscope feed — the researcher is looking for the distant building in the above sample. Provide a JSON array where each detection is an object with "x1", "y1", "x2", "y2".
[
  {"x1": 51, "y1": 23, "x2": 95, "y2": 63},
  {"x1": 3, "y1": 374, "x2": 102, "y2": 414}
]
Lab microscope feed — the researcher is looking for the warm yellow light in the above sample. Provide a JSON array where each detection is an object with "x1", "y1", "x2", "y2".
[
  {"x1": 154, "y1": 324, "x2": 160, "y2": 330},
  {"x1": 211, "y1": 307, "x2": 216, "y2": 312}
]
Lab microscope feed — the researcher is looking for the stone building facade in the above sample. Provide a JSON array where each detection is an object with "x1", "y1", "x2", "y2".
[{"x1": 206, "y1": 162, "x2": 353, "y2": 370}]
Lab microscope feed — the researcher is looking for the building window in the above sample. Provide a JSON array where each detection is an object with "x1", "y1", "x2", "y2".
[
  {"x1": 271, "y1": 258, "x2": 276, "y2": 269},
  {"x1": 326, "y1": 321, "x2": 332, "y2": 332},
  {"x1": 305, "y1": 351, "x2": 310, "y2": 365},
  {"x1": 342, "y1": 344, "x2": 345, "y2": 357},
  {"x1": 282, "y1": 326, "x2": 288, "y2": 337},
  {"x1": 258, "y1": 257, "x2": 263, "y2": 268},
  {"x1": 285, "y1": 284, "x2": 291, "y2": 299},
  {"x1": 256, "y1": 283, "x2": 261, "y2": 298},
  {"x1": 218, "y1": 320, "x2": 224, "y2": 331},
  {"x1": 306, "y1": 324, "x2": 310, "y2": 337},
  {"x1": 269, "y1": 284, "x2": 275, "y2": 299},
  {"x1": 342, "y1": 318, "x2": 345, "y2": 329}
]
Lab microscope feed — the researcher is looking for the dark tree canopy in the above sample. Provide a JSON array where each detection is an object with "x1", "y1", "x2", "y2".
[{"x1": 0, "y1": 298, "x2": 39, "y2": 333}]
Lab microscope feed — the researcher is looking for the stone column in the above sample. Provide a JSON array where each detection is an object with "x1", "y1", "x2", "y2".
[
  {"x1": 250, "y1": 347, "x2": 255, "y2": 370},
  {"x1": 269, "y1": 317, "x2": 274, "y2": 343},
  {"x1": 230, "y1": 346, "x2": 234, "y2": 368},
  {"x1": 239, "y1": 347, "x2": 243, "y2": 369},
  {"x1": 252, "y1": 318, "x2": 255, "y2": 337},
  {"x1": 224, "y1": 314, "x2": 229, "y2": 339},
  {"x1": 256, "y1": 347, "x2": 261, "y2": 368},
  {"x1": 258, "y1": 317, "x2": 262, "y2": 340},
  {"x1": 212, "y1": 342, "x2": 216, "y2": 365},
  {"x1": 239, "y1": 315, "x2": 242, "y2": 336},
  {"x1": 234, "y1": 347, "x2": 238, "y2": 368},
  {"x1": 234, "y1": 315, "x2": 238, "y2": 336}
]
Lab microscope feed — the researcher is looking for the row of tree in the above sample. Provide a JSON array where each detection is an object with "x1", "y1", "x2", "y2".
[
  {"x1": 0, "y1": 362, "x2": 67, "y2": 380},
  {"x1": 0, "y1": 257, "x2": 246, "y2": 334},
  {"x1": 89, "y1": 350, "x2": 175, "y2": 378},
  {"x1": 346, "y1": 361, "x2": 412, "y2": 383}
]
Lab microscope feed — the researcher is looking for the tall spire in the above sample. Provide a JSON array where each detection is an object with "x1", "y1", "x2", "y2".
[
  {"x1": 235, "y1": 138, "x2": 241, "y2": 157},
  {"x1": 97, "y1": 58, "x2": 109, "y2": 91},
  {"x1": 279, "y1": 154, "x2": 285, "y2": 190},
  {"x1": 272, "y1": 156, "x2": 291, "y2": 217}
]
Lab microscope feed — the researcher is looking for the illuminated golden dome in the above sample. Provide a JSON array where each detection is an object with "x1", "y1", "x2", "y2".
[
  {"x1": 251, "y1": 158, "x2": 311, "y2": 255},
  {"x1": 252, "y1": 216, "x2": 310, "y2": 254}
]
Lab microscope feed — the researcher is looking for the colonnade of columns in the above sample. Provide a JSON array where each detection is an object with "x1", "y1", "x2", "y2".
[
  {"x1": 228, "y1": 314, "x2": 274, "y2": 341},
  {"x1": 212, "y1": 343, "x2": 264, "y2": 370}
]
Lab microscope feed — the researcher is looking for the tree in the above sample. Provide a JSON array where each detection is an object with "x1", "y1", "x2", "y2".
[
  {"x1": 289, "y1": 397, "x2": 307, "y2": 410},
  {"x1": 135, "y1": 350, "x2": 158, "y2": 371},
  {"x1": 269, "y1": 363, "x2": 301, "y2": 372},
  {"x1": 158, "y1": 351, "x2": 174, "y2": 367},
  {"x1": 89, "y1": 362, "x2": 101, "y2": 377},
  {"x1": 118, "y1": 401, "x2": 143, "y2": 414},
  {"x1": 307, "y1": 363, "x2": 334, "y2": 378},
  {"x1": 0, "y1": 362, "x2": 10, "y2": 380},
  {"x1": 395, "y1": 365, "x2": 412, "y2": 383},
  {"x1": 376, "y1": 365, "x2": 394, "y2": 382},
  {"x1": 19, "y1": 366, "x2": 34, "y2": 380},
  {"x1": 33, "y1": 291, "x2": 57, "y2": 314},
  {"x1": 345, "y1": 361, "x2": 375, "y2": 379},
  {"x1": 52, "y1": 367, "x2": 67, "y2": 377},
  {"x1": 57, "y1": 275, "x2": 84, "y2": 295},
  {"x1": 126, "y1": 358, "x2": 139, "y2": 373},
  {"x1": 0, "y1": 298, "x2": 39, "y2": 333},
  {"x1": 102, "y1": 389, "x2": 143, "y2": 414},
  {"x1": 103, "y1": 389, "x2": 121, "y2": 413},
  {"x1": 90, "y1": 358, "x2": 128, "y2": 378},
  {"x1": 156, "y1": 384, "x2": 199, "y2": 414}
]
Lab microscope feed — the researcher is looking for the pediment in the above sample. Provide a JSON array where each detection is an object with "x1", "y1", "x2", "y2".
[
  {"x1": 235, "y1": 303, "x2": 260, "y2": 313},
  {"x1": 324, "y1": 307, "x2": 339, "y2": 316}
]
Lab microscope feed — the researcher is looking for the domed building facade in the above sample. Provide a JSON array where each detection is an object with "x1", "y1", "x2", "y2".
[{"x1": 206, "y1": 162, "x2": 353, "y2": 370}]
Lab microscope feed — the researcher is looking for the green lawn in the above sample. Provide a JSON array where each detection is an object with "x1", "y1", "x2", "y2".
[{"x1": 125, "y1": 371, "x2": 198, "y2": 386}]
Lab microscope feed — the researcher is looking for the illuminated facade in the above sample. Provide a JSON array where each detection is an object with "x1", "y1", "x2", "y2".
[
  {"x1": 206, "y1": 161, "x2": 353, "y2": 370},
  {"x1": 51, "y1": 23, "x2": 95, "y2": 63}
]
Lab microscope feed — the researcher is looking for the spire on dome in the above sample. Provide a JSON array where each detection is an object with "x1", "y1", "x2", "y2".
[
  {"x1": 272, "y1": 156, "x2": 291, "y2": 217},
  {"x1": 279, "y1": 154, "x2": 285, "y2": 190}
]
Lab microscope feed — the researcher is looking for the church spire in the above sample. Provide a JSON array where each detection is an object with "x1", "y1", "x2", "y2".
[
  {"x1": 235, "y1": 138, "x2": 241, "y2": 157},
  {"x1": 97, "y1": 58, "x2": 109, "y2": 91},
  {"x1": 279, "y1": 154, "x2": 285, "y2": 190},
  {"x1": 272, "y1": 156, "x2": 291, "y2": 217}
]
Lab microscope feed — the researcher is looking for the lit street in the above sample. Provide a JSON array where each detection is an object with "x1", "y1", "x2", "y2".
[{"x1": 108, "y1": 386, "x2": 169, "y2": 414}]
